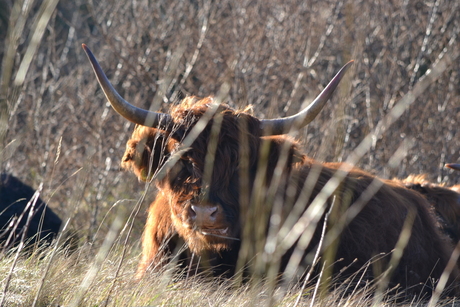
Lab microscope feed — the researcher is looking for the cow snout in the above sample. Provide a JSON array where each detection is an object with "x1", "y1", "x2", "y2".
[{"x1": 189, "y1": 204, "x2": 218, "y2": 227}]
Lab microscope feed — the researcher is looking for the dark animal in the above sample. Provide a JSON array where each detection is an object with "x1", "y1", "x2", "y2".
[
  {"x1": 83, "y1": 44, "x2": 459, "y2": 297},
  {"x1": 0, "y1": 173, "x2": 62, "y2": 251}
]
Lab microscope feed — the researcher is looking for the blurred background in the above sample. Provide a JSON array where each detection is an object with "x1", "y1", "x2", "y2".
[{"x1": 0, "y1": 0, "x2": 459, "y2": 246}]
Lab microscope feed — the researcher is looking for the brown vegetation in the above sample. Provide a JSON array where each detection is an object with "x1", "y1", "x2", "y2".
[{"x1": 0, "y1": 0, "x2": 459, "y2": 305}]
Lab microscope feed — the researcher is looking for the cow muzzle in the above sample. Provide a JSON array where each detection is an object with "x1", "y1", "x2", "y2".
[
  {"x1": 188, "y1": 204, "x2": 219, "y2": 228},
  {"x1": 182, "y1": 202, "x2": 234, "y2": 240}
]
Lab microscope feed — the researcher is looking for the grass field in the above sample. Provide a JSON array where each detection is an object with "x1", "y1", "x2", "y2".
[
  {"x1": 3, "y1": 245, "x2": 458, "y2": 306},
  {"x1": 0, "y1": 0, "x2": 459, "y2": 305}
]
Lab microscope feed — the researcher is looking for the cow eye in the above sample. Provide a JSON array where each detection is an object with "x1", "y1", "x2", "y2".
[{"x1": 181, "y1": 159, "x2": 195, "y2": 174}]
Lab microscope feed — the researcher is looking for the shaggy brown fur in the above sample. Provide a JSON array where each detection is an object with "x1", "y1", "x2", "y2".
[
  {"x1": 397, "y1": 174, "x2": 460, "y2": 245},
  {"x1": 122, "y1": 97, "x2": 459, "y2": 297}
]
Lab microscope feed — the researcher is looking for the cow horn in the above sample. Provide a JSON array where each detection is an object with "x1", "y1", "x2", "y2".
[
  {"x1": 446, "y1": 163, "x2": 460, "y2": 171},
  {"x1": 82, "y1": 44, "x2": 172, "y2": 129},
  {"x1": 259, "y1": 60, "x2": 353, "y2": 136}
]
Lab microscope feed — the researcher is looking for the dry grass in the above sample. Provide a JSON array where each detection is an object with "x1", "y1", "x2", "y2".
[
  {"x1": 3, "y1": 244, "x2": 455, "y2": 307},
  {"x1": 0, "y1": 0, "x2": 459, "y2": 306}
]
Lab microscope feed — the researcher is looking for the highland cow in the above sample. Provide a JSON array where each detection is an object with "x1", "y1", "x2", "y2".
[
  {"x1": 0, "y1": 173, "x2": 62, "y2": 251},
  {"x1": 83, "y1": 44, "x2": 459, "y2": 297}
]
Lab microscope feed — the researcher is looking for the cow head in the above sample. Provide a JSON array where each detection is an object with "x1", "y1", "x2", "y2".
[{"x1": 82, "y1": 44, "x2": 351, "y2": 254}]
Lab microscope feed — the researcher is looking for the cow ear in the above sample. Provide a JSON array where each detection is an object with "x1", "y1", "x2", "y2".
[
  {"x1": 121, "y1": 138, "x2": 139, "y2": 163},
  {"x1": 121, "y1": 125, "x2": 178, "y2": 181}
]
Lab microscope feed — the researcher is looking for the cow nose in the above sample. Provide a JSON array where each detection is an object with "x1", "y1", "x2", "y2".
[{"x1": 190, "y1": 205, "x2": 218, "y2": 226}]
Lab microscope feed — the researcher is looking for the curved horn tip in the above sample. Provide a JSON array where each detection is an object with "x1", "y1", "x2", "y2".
[
  {"x1": 81, "y1": 43, "x2": 173, "y2": 129},
  {"x1": 259, "y1": 59, "x2": 354, "y2": 136},
  {"x1": 340, "y1": 60, "x2": 355, "y2": 72},
  {"x1": 82, "y1": 44, "x2": 90, "y2": 52},
  {"x1": 446, "y1": 163, "x2": 460, "y2": 171},
  {"x1": 81, "y1": 44, "x2": 96, "y2": 63}
]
